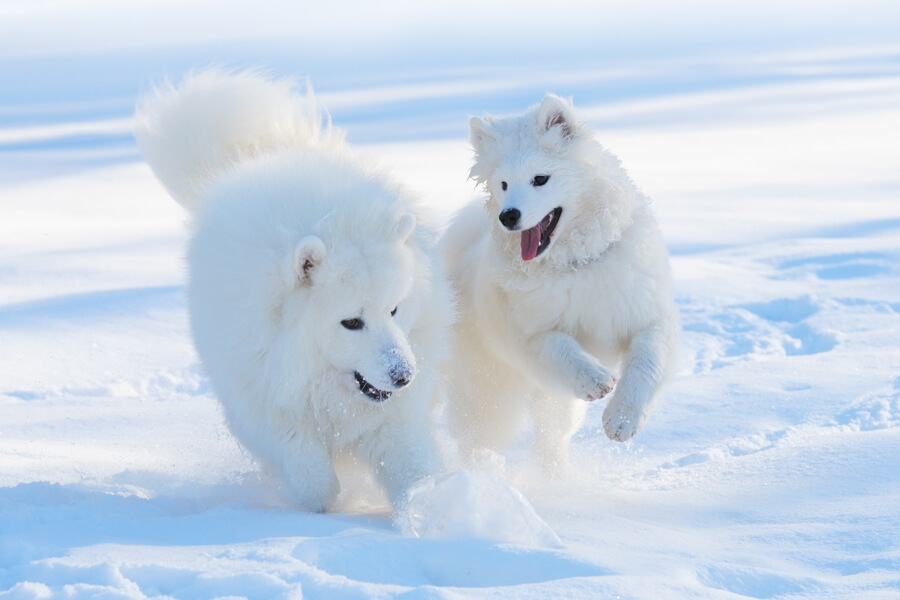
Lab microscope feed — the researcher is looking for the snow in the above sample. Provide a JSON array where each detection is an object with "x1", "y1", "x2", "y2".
[
  {"x1": 397, "y1": 471, "x2": 562, "y2": 548},
  {"x1": 2, "y1": 2, "x2": 899, "y2": 598}
]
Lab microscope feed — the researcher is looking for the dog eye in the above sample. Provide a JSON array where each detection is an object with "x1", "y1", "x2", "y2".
[
  {"x1": 391, "y1": 306, "x2": 398, "y2": 317},
  {"x1": 500, "y1": 181, "x2": 508, "y2": 191},
  {"x1": 341, "y1": 318, "x2": 364, "y2": 331},
  {"x1": 531, "y1": 175, "x2": 550, "y2": 187}
]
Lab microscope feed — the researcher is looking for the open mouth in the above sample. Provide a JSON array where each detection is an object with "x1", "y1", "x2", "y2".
[
  {"x1": 354, "y1": 371, "x2": 391, "y2": 402},
  {"x1": 520, "y1": 207, "x2": 562, "y2": 261}
]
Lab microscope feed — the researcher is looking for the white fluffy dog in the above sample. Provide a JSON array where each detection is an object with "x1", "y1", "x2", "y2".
[
  {"x1": 135, "y1": 70, "x2": 452, "y2": 512},
  {"x1": 441, "y1": 94, "x2": 678, "y2": 470}
]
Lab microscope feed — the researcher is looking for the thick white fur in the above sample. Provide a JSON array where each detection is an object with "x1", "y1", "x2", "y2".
[
  {"x1": 135, "y1": 69, "x2": 453, "y2": 512},
  {"x1": 442, "y1": 94, "x2": 678, "y2": 471}
]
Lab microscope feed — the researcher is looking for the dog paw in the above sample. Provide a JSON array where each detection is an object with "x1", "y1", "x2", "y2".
[
  {"x1": 578, "y1": 368, "x2": 617, "y2": 402},
  {"x1": 602, "y1": 398, "x2": 645, "y2": 442},
  {"x1": 288, "y1": 469, "x2": 340, "y2": 513}
]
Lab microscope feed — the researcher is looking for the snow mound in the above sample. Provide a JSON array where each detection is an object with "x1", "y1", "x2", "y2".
[{"x1": 395, "y1": 470, "x2": 562, "y2": 548}]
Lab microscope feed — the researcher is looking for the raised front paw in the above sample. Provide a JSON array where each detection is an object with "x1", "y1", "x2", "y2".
[
  {"x1": 577, "y1": 366, "x2": 617, "y2": 402},
  {"x1": 602, "y1": 397, "x2": 646, "y2": 442}
]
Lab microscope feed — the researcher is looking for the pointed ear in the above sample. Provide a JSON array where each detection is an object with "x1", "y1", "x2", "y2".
[
  {"x1": 538, "y1": 94, "x2": 578, "y2": 139},
  {"x1": 393, "y1": 213, "x2": 417, "y2": 243},
  {"x1": 469, "y1": 115, "x2": 496, "y2": 155},
  {"x1": 288, "y1": 235, "x2": 327, "y2": 286}
]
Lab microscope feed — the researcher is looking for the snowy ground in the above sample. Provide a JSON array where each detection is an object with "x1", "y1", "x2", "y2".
[{"x1": 2, "y1": 2, "x2": 900, "y2": 598}]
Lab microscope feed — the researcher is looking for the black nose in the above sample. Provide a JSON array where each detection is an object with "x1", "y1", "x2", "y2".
[
  {"x1": 499, "y1": 208, "x2": 521, "y2": 230},
  {"x1": 390, "y1": 365, "x2": 413, "y2": 389}
]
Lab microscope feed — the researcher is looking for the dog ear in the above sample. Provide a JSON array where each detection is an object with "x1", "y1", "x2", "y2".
[
  {"x1": 469, "y1": 115, "x2": 496, "y2": 155},
  {"x1": 538, "y1": 94, "x2": 578, "y2": 139},
  {"x1": 288, "y1": 235, "x2": 327, "y2": 286},
  {"x1": 393, "y1": 212, "x2": 417, "y2": 243}
]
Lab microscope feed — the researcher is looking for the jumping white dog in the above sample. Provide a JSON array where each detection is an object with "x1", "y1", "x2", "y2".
[
  {"x1": 441, "y1": 94, "x2": 678, "y2": 470},
  {"x1": 135, "y1": 70, "x2": 453, "y2": 511}
]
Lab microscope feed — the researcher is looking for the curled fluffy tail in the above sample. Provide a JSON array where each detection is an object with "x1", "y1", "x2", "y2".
[{"x1": 134, "y1": 68, "x2": 344, "y2": 214}]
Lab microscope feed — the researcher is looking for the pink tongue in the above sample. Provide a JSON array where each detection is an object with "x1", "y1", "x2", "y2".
[{"x1": 520, "y1": 221, "x2": 544, "y2": 261}]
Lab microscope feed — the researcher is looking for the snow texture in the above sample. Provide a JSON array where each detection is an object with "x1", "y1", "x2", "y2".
[
  {"x1": 1, "y1": 1, "x2": 900, "y2": 598},
  {"x1": 396, "y1": 471, "x2": 562, "y2": 548}
]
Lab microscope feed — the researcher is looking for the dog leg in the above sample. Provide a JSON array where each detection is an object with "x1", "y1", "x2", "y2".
[
  {"x1": 603, "y1": 323, "x2": 675, "y2": 442},
  {"x1": 445, "y1": 337, "x2": 527, "y2": 462},
  {"x1": 529, "y1": 393, "x2": 588, "y2": 474},
  {"x1": 524, "y1": 331, "x2": 618, "y2": 402},
  {"x1": 281, "y1": 434, "x2": 341, "y2": 512},
  {"x1": 358, "y1": 419, "x2": 442, "y2": 509}
]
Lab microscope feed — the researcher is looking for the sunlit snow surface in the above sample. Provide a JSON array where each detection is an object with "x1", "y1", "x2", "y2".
[{"x1": 1, "y1": 2, "x2": 899, "y2": 598}]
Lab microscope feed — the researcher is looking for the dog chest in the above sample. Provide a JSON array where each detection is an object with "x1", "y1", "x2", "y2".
[{"x1": 505, "y1": 255, "x2": 658, "y2": 348}]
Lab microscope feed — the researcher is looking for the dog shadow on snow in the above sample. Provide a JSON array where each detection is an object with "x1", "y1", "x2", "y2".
[{"x1": 0, "y1": 475, "x2": 606, "y2": 590}]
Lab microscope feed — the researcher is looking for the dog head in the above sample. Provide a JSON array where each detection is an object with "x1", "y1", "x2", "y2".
[
  {"x1": 281, "y1": 211, "x2": 424, "y2": 403},
  {"x1": 468, "y1": 94, "x2": 636, "y2": 265}
]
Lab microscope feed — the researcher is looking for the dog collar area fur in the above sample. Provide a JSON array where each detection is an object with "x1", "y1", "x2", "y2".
[{"x1": 558, "y1": 241, "x2": 615, "y2": 271}]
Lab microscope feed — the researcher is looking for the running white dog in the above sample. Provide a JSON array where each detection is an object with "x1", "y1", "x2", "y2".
[
  {"x1": 441, "y1": 94, "x2": 678, "y2": 470},
  {"x1": 135, "y1": 70, "x2": 452, "y2": 512}
]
